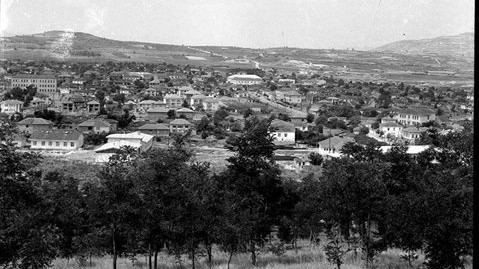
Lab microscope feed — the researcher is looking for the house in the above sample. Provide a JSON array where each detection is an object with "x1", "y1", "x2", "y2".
[
  {"x1": 164, "y1": 94, "x2": 184, "y2": 108},
  {"x1": 138, "y1": 123, "x2": 170, "y2": 137},
  {"x1": 77, "y1": 119, "x2": 117, "y2": 134},
  {"x1": 380, "y1": 145, "x2": 432, "y2": 159},
  {"x1": 270, "y1": 119, "x2": 295, "y2": 145},
  {"x1": 98, "y1": 131, "x2": 154, "y2": 153},
  {"x1": 402, "y1": 127, "x2": 428, "y2": 143},
  {"x1": 138, "y1": 100, "x2": 157, "y2": 111},
  {"x1": 190, "y1": 94, "x2": 207, "y2": 107},
  {"x1": 393, "y1": 106, "x2": 436, "y2": 126},
  {"x1": 202, "y1": 98, "x2": 220, "y2": 112},
  {"x1": 16, "y1": 117, "x2": 53, "y2": 134},
  {"x1": 293, "y1": 156, "x2": 311, "y2": 172},
  {"x1": 30, "y1": 129, "x2": 84, "y2": 150},
  {"x1": 276, "y1": 90, "x2": 303, "y2": 104},
  {"x1": 87, "y1": 100, "x2": 100, "y2": 113},
  {"x1": 176, "y1": 108, "x2": 195, "y2": 119},
  {"x1": 0, "y1": 100, "x2": 23, "y2": 114},
  {"x1": 169, "y1": 119, "x2": 194, "y2": 133},
  {"x1": 226, "y1": 74, "x2": 263, "y2": 85},
  {"x1": 379, "y1": 122, "x2": 403, "y2": 138},
  {"x1": 144, "y1": 87, "x2": 164, "y2": 97},
  {"x1": 317, "y1": 136, "x2": 355, "y2": 158},
  {"x1": 294, "y1": 122, "x2": 313, "y2": 132},
  {"x1": 147, "y1": 108, "x2": 170, "y2": 122}
]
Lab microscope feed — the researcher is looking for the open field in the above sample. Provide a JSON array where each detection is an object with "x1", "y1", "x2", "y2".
[{"x1": 50, "y1": 240, "x2": 473, "y2": 269}]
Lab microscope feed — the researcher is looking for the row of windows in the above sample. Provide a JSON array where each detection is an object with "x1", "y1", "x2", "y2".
[
  {"x1": 13, "y1": 83, "x2": 56, "y2": 88},
  {"x1": 276, "y1": 133, "x2": 289, "y2": 137},
  {"x1": 13, "y1": 79, "x2": 56, "y2": 83},
  {"x1": 32, "y1": 141, "x2": 75, "y2": 147}
]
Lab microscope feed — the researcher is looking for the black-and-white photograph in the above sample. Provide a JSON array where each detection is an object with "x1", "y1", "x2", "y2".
[{"x1": 0, "y1": 1, "x2": 474, "y2": 269}]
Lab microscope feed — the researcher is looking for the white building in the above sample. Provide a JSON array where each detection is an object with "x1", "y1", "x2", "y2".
[
  {"x1": 270, "y1": 120, "x2": 295, "y2": 145},
  {"x1": 30, "y1": 129, "x2": 84, "y2": 150},
  {"x1": 227, "y1": 74, "x2": 263, "y2": 85},
  {"x1": 0, "y1": 100, "x2": 23, "y2": 114},
  {"x1": 379, "y1": 122, "x2": 403, "y2": 138},
  {"x1": 98, "y1": 132, "x2": 154, "y2": 153}
]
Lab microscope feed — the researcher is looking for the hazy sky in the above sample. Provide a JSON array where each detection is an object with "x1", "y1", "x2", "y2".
[{"x1": 0, "y1": 0, "x2": 474, "y2": 49}]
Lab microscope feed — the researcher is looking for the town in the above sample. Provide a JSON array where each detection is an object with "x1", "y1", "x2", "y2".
[{"x1": 0, "y1": 55, "x2": 473, "y2": 174}]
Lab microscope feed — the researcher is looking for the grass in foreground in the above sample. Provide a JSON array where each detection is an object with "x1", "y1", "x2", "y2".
[{"x1": 51, "y1": 241, "x2": 473, "y2": 269}]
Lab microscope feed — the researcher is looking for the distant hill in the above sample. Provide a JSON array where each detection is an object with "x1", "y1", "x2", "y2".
[{"x1": 374, "y1": 33, "x2": 474, "y2": 58}]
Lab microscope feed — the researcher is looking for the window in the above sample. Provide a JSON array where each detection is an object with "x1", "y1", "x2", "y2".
[
  {"x1": 41, "y1": 141, "x2": 45, "y2": 146},
  {"x1": 284, "y1": 133, "x2": 288, "y2": 137},
  {"x1": 56, "y1": 142, "x2": 59, "y2": 146},
  {"x1": 33, "y1": 141, "x2": 37, "y2": 146},
  {"x1": 64, "y1": 142, "x2": 67, "y2": 147},
  {"x1": 48, "y1": 141, "x2": 52, "y2": 146},
  {"x1": 71, "y1": 142, "x2": 75, "y2": 147}
]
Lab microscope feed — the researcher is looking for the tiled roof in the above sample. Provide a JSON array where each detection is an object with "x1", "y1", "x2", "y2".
[
  {"x1": 318, "y1": 136, "x2": 355, "y2": 150},
  {"x1": 17, "y1": 117, "x2": 53, "y2": 125},
  {"x1": 107, "y1": 131, "x2": 153, "y2": 142},
  {"x1": 78, "y1": 119, "x2": 111, "y2": 128},
  {"x1": 138, "y1": 123, "x2": 169, "y2": 130},
  {"x1": 169, "y1": 119, "x2": 193, "y2": 125},
  {"x1": 1, "y1": 99, "x2": 23, "y2": 105},
  {"x1": 30, "y1": 129, "x2": 83, "y2": 141},
  {"x1": 271, "y1": 120, "x2": 295, "y2": 132},
  {"x1": 147, "y1": 108, "x2": 169, "y2": 113}
]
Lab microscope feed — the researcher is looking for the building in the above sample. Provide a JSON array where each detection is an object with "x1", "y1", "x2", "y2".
[
  {"x1": 394, "y1": 106, "x2": 436, "y2": 126},
  {"x1": 402, "y1": 127, "x2": 428, "y2": 143},
  {"x1": 138, "y1": 123, "x2": 170, "y2": 137},
  {"x1": 147, "y1": 108, "x2": 170, "y2": 122},
  {"x1": 87, "y1": 101, "x2": 100, "y2": 113},
  {"x1": 176, "y1": 108, "x2": 195, "y2": 119},
  {"x1": 77, "y1": 119, "x2": 117, "y2": 134},
  {"x1": 16, "y1": 117, "x2": 53, "y2": 134},
  {"x1": 276, "y1": 90, "x2": 303, "y2": 104},
  {"x1": 317, "y1": 136, "x2": 355, "y2": 158},
  {"x1": 202, "y1": 98, "x2": 220, "y2": 112},
  {"x1": 226, "y1": 74, "x2": 263, "y2": 85},
  {"x1": 379, "y1": 122, "x2": 403, "y2": 138},
  {"x1": 9, "y1": 75, "x2": 57, "y2": 95},
  {"x1": 169, "y1": 119, "x2": 193, "y2": 133},
  {"x1": 164, "y1": 94, "x2": 185, "y2": 108},
  {"x1": 0, "y1": 100, "x2": 23, "y2": 114},
  {"x1": 30, "y1": 129, "x2": 84, "y2": 150},
  {"x1": 270, "y1": 119, "x2": 295, "y2": 145},
  {"x1": 99, "y1": 132, "x2": 154, "y2": 153}
]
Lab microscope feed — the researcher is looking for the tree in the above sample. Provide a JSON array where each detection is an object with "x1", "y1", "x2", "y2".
[
  {"x1": 112, "y1": 93, "x2": 126, "y2": 105},
  {"x1": 242, "y1": 108, "x2": 254, "y2": 118},
  {"x1": 182, "y1": 100, "x2": 190, "y2": 108},
  {"x1": 308, "y1": 152, "x2": 323, "y2": 166},
  {"x1": 277, "y1": 113, "x2": 291, "y2": 122},
  {"x1": 306, "y1": 113, "x2": 314, "y2": 123},
  {"x1": 219, "y1": 116, "x2": 284, "y2": 266},
  {"x1": 167, "y1": 109, "x2": 176, "y2": 119},
  {"x1": 92, "y1": 147, "x2": 141, "y2": 269}
]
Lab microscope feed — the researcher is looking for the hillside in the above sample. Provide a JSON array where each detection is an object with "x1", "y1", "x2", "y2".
[{"x1": 374, "y1": 33, "x2": 474, "y2": 58}]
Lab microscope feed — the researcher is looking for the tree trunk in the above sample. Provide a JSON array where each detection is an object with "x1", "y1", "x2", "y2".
[
  {"x1": 206, "y1": 243, "x2": 213, "y2": 268},
  {"x1": 227, "y1": 251, "x2": 234, "y2": 269},
  {"x1": 112, "y1": 223, "x2": 117, "y2": 269},
  {"x1": 148, "y1": 243, "x2": 152, "y2": 269},
  {"x1": 250, "y1": 241, "x2": 256, "y2": 266},
  {"x1": 154, "y1": 250, "x2": 159, "y2": 269},
  {"x1": 89, "y1": 252, "x2": 92, "y2": 267},
  {"x1": 191, "y1": 239, "x2": 196, "y2": 269}
]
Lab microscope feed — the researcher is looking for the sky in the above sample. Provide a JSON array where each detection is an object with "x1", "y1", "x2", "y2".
[{"x1": 0, "y1": 0, "x2": 475, "y2": 50}]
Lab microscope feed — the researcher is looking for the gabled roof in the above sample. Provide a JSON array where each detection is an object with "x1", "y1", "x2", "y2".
[
  {"x1": 17, "y1": 117, "x2": 52, "y2": 125},
  {"x1": 107, "y1": 131, "x2": 153, "y2": 142},
  {"x1": 270, "y1": 119, "x2": 295, "y2": 132},
  {"x1": 147, "y1": 108, "x2": 169, "y2": 113},
  {"x1": 169, "y1": 119, "x2": 193, "y2": 125},
  {"x1": 138, "y1": 123, "x2": 170, "y2": 130},
  {"x1": 176, "y1": 108, "x2": 194, "y2": 113},
  {"x1": 403, "y1": 127, "x2": 429, "y2": 133},
  {"x1": 78, "y1": 119, "x2": 111, "y2": 128},
  {"x1": 30, "y1": 129, "x2": 83, "y2": 141},
  {"x1": 1, "y1": 99, "x2": 23, "y2": 105},
  {"x1": 318, "y1": 136, "x2": 355, "y2": 150},
  {"x1": 164, "y1": 94, "x2": 183, "y2": 99},
  {"x1": 139, "y1": 100, "x2": 156, "y2": 104},
  {"x1": 87, "y1": 100, "x2": 100, "y2": 105}
]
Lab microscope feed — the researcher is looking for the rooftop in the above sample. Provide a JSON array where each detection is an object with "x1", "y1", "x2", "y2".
[
  {"x1": 30, "y1": 129, "x2": 83, "y2": 141},
  {"x1": 17, "y1": 117, "x2": 53, "y2": 125}
]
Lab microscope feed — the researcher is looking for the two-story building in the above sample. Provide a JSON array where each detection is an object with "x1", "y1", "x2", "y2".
[
  {"x1": 9, "y1": 74, "x2": 57, "y2": 95},
  {"x1": 169, "y1": 119, "x2": 194, "y2": 133},
  {"x1": 394, "y1": 106, "x2": 436, "y2": 126},
  {"x1": 16, "y1": 117, "x2": 53, "y2": 134},
  {"x1": 77, "y1": 119, "x2": 117, "y2": 134},
  {"x1": 164, "y1": 94, "x2": 185, "y2": 109},
  {"x1": 0, "y1": 100, "x2": 23, "y2": 114}
]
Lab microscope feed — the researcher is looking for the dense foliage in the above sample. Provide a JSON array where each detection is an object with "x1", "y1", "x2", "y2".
[{"x1": 0, "y1": 119, "x2": 473, "y2": 269}]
